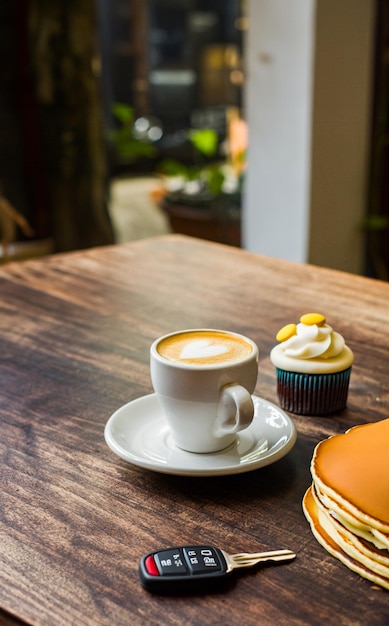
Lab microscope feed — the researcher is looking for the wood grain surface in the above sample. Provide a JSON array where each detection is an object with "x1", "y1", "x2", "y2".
[{"x1": 1, "y1": 234, "x2": 388, "y2": 626}]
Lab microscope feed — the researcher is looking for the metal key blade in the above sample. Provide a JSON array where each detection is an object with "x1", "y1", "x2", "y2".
[{"x1": 222, "y1": 549, "x2": 296, "y2": 572}]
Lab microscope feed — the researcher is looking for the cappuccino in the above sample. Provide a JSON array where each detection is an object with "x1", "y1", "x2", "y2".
[{"x1": 156, "y1": 330, "x2": 253, "y2": 367}]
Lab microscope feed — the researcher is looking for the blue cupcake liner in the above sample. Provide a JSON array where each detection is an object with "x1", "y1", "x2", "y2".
[{"x1": 275, "y1": 367, "x2": 352, "y2": 416}]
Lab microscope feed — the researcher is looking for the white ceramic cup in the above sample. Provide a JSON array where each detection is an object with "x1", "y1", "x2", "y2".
[{"x1": 150, "y1": 329, "x2": 259, "y2": 453}]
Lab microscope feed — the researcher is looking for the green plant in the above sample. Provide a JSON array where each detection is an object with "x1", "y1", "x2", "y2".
[
  {"x1": 110, "y1": 104, "x2": 244, "y2": 207},
  {"x1": 111, "y1": 103, "x2": 157, "y2": 162},
  {"x1": 363, "y1": 214, "x2": 389, "y2": 231},
  {"x1": 188, "y1": 128, "x2": 219, "y2": 157},
  {"x1": 157, "y1": 128, "x2": 236, "y2": 199},
  {"x1": 362, "y1": 213, "x2": 389, "y2": 280}
]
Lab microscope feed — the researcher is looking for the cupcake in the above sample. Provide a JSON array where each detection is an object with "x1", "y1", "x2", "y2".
[{"x1": 270, "y1": 313, "x2": 354, "y2": 415}]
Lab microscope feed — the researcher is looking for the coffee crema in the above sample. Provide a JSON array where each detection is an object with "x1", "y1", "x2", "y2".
[{"x1": 157, "y1": 330, "x2": 253, "y2": 366}]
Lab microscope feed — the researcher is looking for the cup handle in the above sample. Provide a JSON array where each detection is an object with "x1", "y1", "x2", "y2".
[{"x1": 214, "y1": 384, "x2": 254, "y2": 437}]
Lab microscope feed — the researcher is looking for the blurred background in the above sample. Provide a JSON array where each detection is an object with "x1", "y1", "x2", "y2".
[{"x1": 0, "y1": 0, "x2": 388, "y2": 280}]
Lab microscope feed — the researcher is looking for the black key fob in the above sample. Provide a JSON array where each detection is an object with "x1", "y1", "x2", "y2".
[{"x1": 139, "y1": 545, "x2": 229, "y2": 593}]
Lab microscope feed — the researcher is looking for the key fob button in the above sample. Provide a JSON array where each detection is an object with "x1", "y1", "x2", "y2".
[
  {"x1": 183, "y1": 547, "x2": 223, "y2": 574},
  {"x1": 144, "y1": 555, "x2": 159, "y2": 576},
  {"x1": 154, "y1": 549, "x2": 188, "y2": 576}
]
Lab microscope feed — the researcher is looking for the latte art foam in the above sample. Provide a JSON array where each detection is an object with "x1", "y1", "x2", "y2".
[{"x1": 157, "y1": 330, "x2": 253, "y2": 366}]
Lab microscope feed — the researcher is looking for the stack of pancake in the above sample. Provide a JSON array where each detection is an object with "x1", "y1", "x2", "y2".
[{"x1": 303, "y1": 418, "x2": 389, "y2": 590}]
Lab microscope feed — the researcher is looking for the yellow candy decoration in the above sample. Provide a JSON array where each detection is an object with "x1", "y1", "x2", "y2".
[
  {"x1": 276, "y1": 323, "x2": 297, "y2": 342},
  {"x1": 300, "y1": 313, "x2": 326, "y2": 326}
]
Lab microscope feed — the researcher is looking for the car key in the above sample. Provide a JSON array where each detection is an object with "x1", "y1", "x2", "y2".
[{"x1": 139, "y1": 545, "x2": 296, "y2": 593}]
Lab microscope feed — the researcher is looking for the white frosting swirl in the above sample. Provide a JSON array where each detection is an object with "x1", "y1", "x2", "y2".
[{"x1": 271, "y1": 322, "x2": 354, "y2": 374}]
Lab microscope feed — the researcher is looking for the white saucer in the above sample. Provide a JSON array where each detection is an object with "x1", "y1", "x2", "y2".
[{"x1": 104, "y1": 394, "x2": 296, "y2": 477}]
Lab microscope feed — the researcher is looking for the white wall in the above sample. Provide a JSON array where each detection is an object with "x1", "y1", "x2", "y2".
[
  {"x1": 308, "y1": 0, "x2": 375, "y2": 273},
  {"x1": 243, "y1": 0, "x2": 375, "y2": 274}
]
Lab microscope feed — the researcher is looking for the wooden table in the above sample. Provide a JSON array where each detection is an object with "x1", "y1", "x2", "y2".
[{"x1": 1, "y1": 234, "x2": 388, "y2": 626}]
